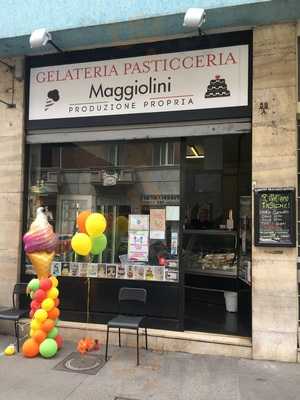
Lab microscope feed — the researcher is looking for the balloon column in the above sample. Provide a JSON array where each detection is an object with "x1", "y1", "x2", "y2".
[
  {"x1": 22, "y1": 208, "x2": 62, "y2": 358},
  {"x1": 23, "y1": 276, "x2": 63, "y2": 358},
  {"x1": 71, "y1": 211, "x2": 107, "y2": 257}
]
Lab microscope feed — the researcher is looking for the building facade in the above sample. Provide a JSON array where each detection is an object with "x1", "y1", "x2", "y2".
[{"x1": 0, "y1": 0, "x2": 299, "y2": 362}]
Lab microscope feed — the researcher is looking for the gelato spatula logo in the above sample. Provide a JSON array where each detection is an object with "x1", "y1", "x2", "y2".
[{"x1": 45, "y1": 89, "x2": 60, "y2": 111}]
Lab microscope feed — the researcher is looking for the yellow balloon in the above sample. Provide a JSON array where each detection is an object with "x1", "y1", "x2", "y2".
[
  {"x1": 47, "y1": 287, "x2": 59, "y2": 299},
  {"x1": 50, "y1": 276, "x2": 58, "y2": 288},
  {"x1": 71, "y1": 232, "x2": 92, "y2": 256},
  {"x1": 85, "y1": 213, "x2": 107, "y2": 237},
  {"x1": 29, "y1": 328, "x2": 35, "y2": 337},
  {"x1": 31, "y1": 319, "x2": 41, "y2": 330},
  {"x1": 34, "y1": 309, "x2": 48, "y2": 322},
  {"x1": 41, "y1": 298, "x2": 55, "y2": 312}
]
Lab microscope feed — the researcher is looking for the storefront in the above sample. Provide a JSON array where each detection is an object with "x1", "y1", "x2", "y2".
[{"x1": 22, "y1": 31, "x2": 253, "y2": 337}]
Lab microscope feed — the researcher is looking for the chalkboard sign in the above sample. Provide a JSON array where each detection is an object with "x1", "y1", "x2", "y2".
[{"x1": 254, "y1": 188, "x2": 296, "y2": 247}]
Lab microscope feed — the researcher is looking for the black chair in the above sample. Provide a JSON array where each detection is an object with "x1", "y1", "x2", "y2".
[
  {"x1": 0, "y1": 283, "x2": 28, "y2": 351},
  {"x1": 105, "y1": 287, "x2": 148, "y2": 366}
]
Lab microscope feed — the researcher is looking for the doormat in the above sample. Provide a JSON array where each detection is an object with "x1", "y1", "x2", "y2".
[{"x1": 53, "y1": 352, "x2": 106, "y2": 375}]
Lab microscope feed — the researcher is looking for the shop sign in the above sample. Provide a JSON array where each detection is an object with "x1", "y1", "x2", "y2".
[
  {"x1": 254, "y1": 188, "x2": 296, "y2": 247},
  {"x1": 28, "y1": 45, "x2": 249, "y2": 121},
  {"x1": 141, "y1": 194, "x2": 180, "y2": 205}
]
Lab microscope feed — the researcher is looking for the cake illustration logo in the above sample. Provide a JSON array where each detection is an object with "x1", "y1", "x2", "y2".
[
  {"x1": 45, "y1": 89, "x2": 60, "y2": 111},
  {"x1": 205, "y1": 75, "x2": 230, "y2": 98}
]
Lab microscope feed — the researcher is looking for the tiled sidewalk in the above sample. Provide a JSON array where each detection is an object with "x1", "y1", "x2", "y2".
[{"x1": 0, "y1": 335, "x2": 300, "y2": 400}]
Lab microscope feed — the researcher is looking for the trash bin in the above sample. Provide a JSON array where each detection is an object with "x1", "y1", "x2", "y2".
[{"x1": 224, "y1": 291, "x2": 238, "y2": 312}]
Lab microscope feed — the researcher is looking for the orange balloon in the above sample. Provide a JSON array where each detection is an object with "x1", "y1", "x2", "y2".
[
  {"x1": 54, "y1": 298, "x2": 60, "y2": 307},
  {"x1": 47, "y1": 307, "x2": 60, "y2": 320},
  {"x1": 22, "y1": 338, "x2": 39, "y2": 358},
  {"x1": 33, "y1": 329, "x2": 47, "y2": 344},
  {"x1": 40, "y1": 319, "x2": 55, "y2": 333},
  {"x1": 77, "y1": 210, "x2": 91, "y2": 233}
]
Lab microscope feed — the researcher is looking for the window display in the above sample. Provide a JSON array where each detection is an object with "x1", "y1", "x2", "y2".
[
  {"x1": 25, "y1": 141, "x2": 180, "y2": 282},
  {"x1": 182, "y1": 230, "x2": 238, "y2": 277}
]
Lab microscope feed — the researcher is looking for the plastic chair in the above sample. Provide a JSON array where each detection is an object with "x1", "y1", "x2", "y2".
[
  {"x1": 0, "y1": 283, "x2": 28, "y2": 351},
  {"x1": 105, "y1": 287, "x2": 148, "y2": 366}
]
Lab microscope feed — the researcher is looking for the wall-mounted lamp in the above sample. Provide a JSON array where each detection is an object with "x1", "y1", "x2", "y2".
[
  {"x1": 183, "y1": 8, "x2": 206, "y2": 35},
  {"x1": 29, "y1": 28, "x2": 63, "y2": 53}
]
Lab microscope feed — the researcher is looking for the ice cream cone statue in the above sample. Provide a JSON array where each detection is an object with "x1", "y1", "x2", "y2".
[
  {"x1": 23, "y1": 207, "x2": 57, "y2": 278},
  {"x1": 22, "y1": 208, "x2": 63, "y2": 358}
]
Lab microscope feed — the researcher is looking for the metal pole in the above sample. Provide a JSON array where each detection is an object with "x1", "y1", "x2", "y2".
[
  {"x1": 0, "y1": 99, "x2": 15, "y2": 108},
  {"x1": 0, "y1": 60, "x2": 14, "y2": 70},
  {"x1": 48, "y1": 40, "x2": 64, "y2": 53}
]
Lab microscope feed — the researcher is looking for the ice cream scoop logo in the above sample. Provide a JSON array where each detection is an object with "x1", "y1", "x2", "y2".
[
  {"x1": 205, "y1": 75, "x2": 230, "y2": 98},
  {"x1": 45, "y1": 89, "x2": 60, "y2": 111}
]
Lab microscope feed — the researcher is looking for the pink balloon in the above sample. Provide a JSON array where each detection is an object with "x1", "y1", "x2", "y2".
[{"x1": 34, "y1": 289, "x2": 47, "y2": 303}]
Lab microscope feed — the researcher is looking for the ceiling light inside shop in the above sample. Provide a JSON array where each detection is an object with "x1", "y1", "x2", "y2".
[{"x1": 186, "y1": 145, "x2": 205, "y2": 159}]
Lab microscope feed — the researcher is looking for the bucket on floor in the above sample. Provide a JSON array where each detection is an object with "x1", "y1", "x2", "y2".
[{"x1": 224, "y1": 291, "x2": 238, "y2": 313}]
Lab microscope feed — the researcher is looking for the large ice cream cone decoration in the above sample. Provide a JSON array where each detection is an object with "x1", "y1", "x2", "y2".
[
  {"x1": 23, "y1": 207, "x2": 58, "y2": 278},
  {"x1": 22, "y1": 207, "x2": 62, "y2": 359},
  {"x1": 27, "y1": 252, "x2": 55, "y2": 279}
]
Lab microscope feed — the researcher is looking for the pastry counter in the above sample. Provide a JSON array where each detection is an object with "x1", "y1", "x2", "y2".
[{"x1": 182, "y1": 230, "x2": 238, "y2": 278}]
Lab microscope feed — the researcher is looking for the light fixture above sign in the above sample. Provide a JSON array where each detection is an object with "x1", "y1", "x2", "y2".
[
  {"x1": 183, "y1": 8, "x2": 206, "y2": 35},
  {"x1": 29, "y1": 28, "x2": 63, "y2": 53}
]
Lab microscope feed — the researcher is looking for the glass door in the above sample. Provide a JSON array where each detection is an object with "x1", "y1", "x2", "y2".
[{"x1": 182, "y1": 134, "x2": 252, "y2": 336}]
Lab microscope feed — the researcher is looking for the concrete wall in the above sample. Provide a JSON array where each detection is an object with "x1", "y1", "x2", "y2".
[
  {"x1": 252, "y1": 23, "x2": 298, "y2": 362},
  {"x1": 0, "y1": 60, "x2": 24, "y2": 321}
]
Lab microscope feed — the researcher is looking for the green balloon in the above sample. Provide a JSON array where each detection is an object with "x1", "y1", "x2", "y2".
[
  {"x1": 28, "y1": 278, "x2": 40, "y2": 292},
  {"x1": 48, "y1": 327, "x2": 58, "y2": 339},
  {"x1": 39, "y1": 338, "x2": 58, "y2": 358},
  {"x1": 91, "y1": 234, "x2": 107, "y2": 255}
]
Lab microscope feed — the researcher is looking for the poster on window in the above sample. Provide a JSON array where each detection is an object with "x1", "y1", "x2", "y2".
[
  {"x1": 129, "y1": 214, "x2": 149, "y2": 231},
  {"x1": 128, "y1": 230, "x2": 149, "y2": 262},
  {"x1": 150, "y1": 209, "x2": 166, "y2": 239},
  {"x1": 171, "y1": 232, "x2": 178, "y2": 256}
]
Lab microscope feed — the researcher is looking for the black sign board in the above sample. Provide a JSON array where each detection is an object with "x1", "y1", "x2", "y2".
[{"x1": 254, "y1": 188, "x2": 296, "y2": 247}]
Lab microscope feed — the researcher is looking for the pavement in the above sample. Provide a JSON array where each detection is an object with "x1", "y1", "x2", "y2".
[{"x1": 0, "y1": 334, "x2": 300, "y2": 400}]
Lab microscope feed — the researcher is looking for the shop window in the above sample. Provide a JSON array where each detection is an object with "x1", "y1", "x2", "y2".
[
  {"x1": 25, "y1": 140, "x2": 180, "y2": 283},
  {"x1": 61, "y1": 143, "x2": 114, "y2": 169},
  {"x1": 297, "y1": 123, "x2": 300, "y2": 322},
  {"x1": 117, "y1": 142, "x2": 153, "y2": 167},
  {"x1": 298, "y1": 37, "x2": 300, "y2": 103},
  {"x1": 153, "y1": 142, "x2": 180, "y2": 166}
]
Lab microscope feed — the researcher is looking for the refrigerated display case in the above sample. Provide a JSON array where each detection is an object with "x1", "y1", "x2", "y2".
[{"x1": 182, "y1": 229, "x2": 238, "y2": 278}]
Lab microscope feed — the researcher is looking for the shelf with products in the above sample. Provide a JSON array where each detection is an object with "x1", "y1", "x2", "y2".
[{"x1": 24, "y1": 260, "x2": 178, "y2": 283}]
